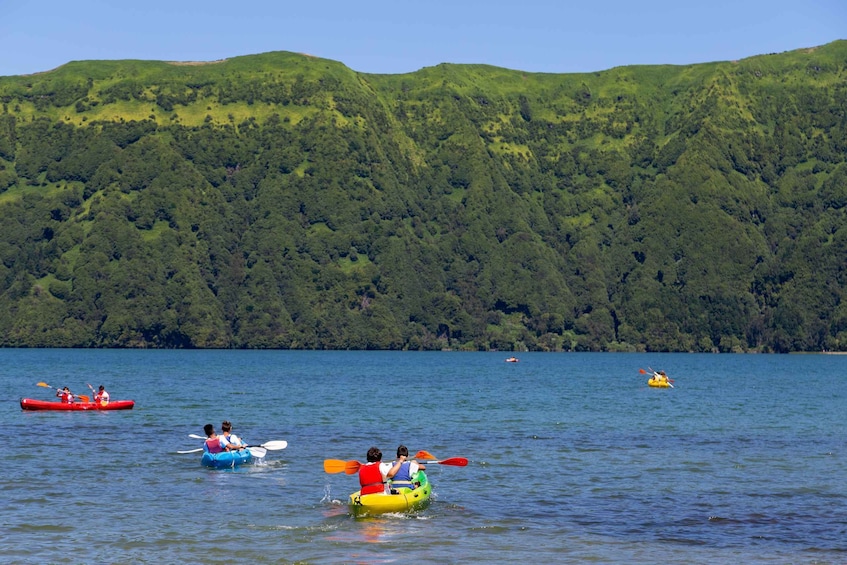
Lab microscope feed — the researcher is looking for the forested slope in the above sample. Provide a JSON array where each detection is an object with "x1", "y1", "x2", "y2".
[{"x1": 0, "y1": 42, "x2": 845, "y2": 351}]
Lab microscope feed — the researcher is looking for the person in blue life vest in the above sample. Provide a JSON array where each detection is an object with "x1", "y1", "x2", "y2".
[
  {"x1": 358, "y1": 447, "x2": 394, "y2": 495},
  {"x1": 387, "y1": 445, "x2": 427, "y2": 491},
  {"x1": 202, "y1": 423, "x2": 243, "y2": 454}
]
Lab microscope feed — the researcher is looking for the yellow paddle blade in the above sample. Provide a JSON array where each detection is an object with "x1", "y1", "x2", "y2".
[
  {"x1": 37, "y1": 382, "x2": 51, "y2": 388},
  {"x1": 324, "y1": 459, "x2": 349, "y2": 473}
]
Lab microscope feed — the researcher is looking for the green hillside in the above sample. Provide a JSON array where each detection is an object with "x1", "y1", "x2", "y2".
[{"x1": 1, "y1": 42, "x2": 846, "y2": 351}]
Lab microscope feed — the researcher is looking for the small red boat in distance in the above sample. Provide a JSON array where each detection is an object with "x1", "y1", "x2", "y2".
[{"x1": 20, "y1": 398, "x2": 135, "y2": 411}]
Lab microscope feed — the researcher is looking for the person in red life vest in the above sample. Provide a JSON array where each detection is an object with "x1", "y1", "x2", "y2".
[
  {"x1": 94, "y1": 385, "x2": 110, "y2": 406},
  {"x1": 202, "y1": 424, "x2": 244, "y2": 454},
  {"x1": 358, "y1": 447, "x2": 394, "y2": 495},
  {"x1": 56, "y1": 386, "x2": 74, "y2": 403},
  {"x1": 387, "y1": 445, "x2": 427, "y2": 491}
]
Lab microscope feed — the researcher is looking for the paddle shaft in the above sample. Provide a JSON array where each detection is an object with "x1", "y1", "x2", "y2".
[
  {"x1": 187, "y1": 435, "x2": 286, "y2": 450},
  {"x1": 324, "y1": 456, "x2": 467, "y2": 474},
  {"x1": 176, "y1": 447, "x2": 267, "y2": 457}
]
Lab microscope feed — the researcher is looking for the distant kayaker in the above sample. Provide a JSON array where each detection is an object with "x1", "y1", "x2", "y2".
[
  {"x1": 203, "y1": 424, "x2": 224, "y2": 453},
  {"x1": 221, "y1": 421, "x2": 245, "y2": 447},
  {"x1": 388, "y1": 445, "x2": 427, "y2": 491},
  {"x1": 94, "y1": 385, "x2": 110, "y2": 405},
  {"x1": 56, "y1": 386, "x2": 74, "y2": 403},
  {"x1": 359, "y1": 447, "x2": 393, "y2": 495},
  {"x1": 203, "y1": 423, "x2": 244, "y2": 453}
]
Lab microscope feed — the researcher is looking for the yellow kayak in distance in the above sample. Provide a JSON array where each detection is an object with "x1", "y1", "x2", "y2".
[{"x1": 647, "y1": 377, "x2": 672, "y2": 387}]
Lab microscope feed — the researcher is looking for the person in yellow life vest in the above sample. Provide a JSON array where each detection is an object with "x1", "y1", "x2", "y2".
[{"x1": 94, "y1": 385, "x2": 110, "y2": 406}]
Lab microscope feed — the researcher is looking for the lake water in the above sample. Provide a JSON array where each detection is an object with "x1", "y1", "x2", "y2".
[{"x1": 3, "y1": 350, "x2": 846, "y2": 564}]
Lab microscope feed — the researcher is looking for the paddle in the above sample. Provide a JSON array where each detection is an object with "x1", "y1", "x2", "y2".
[
  {"x1": 177, "y1": 446, "x2": 269, "y2": 457},
  {"x1": 187, "y1": 434, "x2": 287, "y2": 451},
  {"x1": 640, "y1": 368, "x2": 675, "y2": 386},
  {"x1": 323, "y1": 459, "x2": 362, "y2": 474},
  {"x1": 324, "y1": 457, "x2": 469, "y2": 474},
  {"x1": 647, "y1": 367, "x2": 674, "y2": 383},
  {"x1": 37, "y1": 382, "x2": 88, "y2": 401}
]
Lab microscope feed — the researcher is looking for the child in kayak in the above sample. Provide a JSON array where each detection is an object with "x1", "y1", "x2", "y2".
[
  {"x1": 56, "y1": 387, "x2": 74, "y2": 403},
  {"x1": 388, "y1": 445, "x2": 427, "y2": 491},
  {"x1": 221, "y1": 421, "x2": 245, "y2": 447},
  {"x1": 359, "y1": 447, "x2": 394, "y2": 495},
  {"x1": 202, "y1": 424, "x2": 244, "y2": 453}
]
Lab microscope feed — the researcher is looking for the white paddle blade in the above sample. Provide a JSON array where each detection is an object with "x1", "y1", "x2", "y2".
[
  {"x1": 261, "y1": 440, "x2": 288, "y2": 451},
  {"x1": 177, "y1": 448, "x2": 204, "y2": 454},
  {"x1": 248, "y1": 447, "x2": 267, "y2": 458},
  {"x1": 188, "y1": 434, "x2": 205, "y2": 440}
]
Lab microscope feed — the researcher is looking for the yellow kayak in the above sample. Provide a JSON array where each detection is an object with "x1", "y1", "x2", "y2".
[
  {"x1": 349, "y1": 471, "x2": 431, "y2": 516},
  {"x1": 647, "y1": 377, "x2": 672, "y2": 388}
]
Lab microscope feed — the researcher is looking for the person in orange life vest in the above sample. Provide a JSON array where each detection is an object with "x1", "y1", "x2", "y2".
[
  {"x1": 359, "y1": 447, "x2": 394, "y2": 495},
  {"x1": 56, "y1": 386, "x2": 74, "y2": 403},
  {"x1": 387, "y1": 445, "x2": 427, "y2": 491},
  {"x1": 202, "y1": 424, "x2": 243, "y2": 454},
  {"x1": 94, "y1": 385, "x2": 110, "y2": 405}
]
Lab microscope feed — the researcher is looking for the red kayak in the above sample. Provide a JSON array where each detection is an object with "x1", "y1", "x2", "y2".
[{"x1": 20, "y1": 398, "x2": 135, "y2": 411}]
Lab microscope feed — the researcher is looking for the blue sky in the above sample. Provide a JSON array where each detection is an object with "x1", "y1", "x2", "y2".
[{"x1": 1, "y1": 0, "x2": 844, "y2": 77}]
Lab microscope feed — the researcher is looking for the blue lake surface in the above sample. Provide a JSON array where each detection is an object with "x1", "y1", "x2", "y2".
[{"x1": 3, "y1": 350, "x2": 846, "y2": 564}]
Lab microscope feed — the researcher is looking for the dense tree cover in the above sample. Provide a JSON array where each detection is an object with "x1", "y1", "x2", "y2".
[{"x1": 0, "y1": 43, "x2": 846, "y2": 351}]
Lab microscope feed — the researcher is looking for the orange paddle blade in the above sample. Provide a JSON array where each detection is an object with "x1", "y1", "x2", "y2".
[
  {"x1": 324, "y1": 459, "x2": 349, "y2": 473},
  {"x1": 414, "y1": 450, "x2": 437, "y2": 460},
  {"x1": 638, "y1": 369, "x2": 647, "y2": 374},
  {"x1": 344, "y1": 460, "x2": 362, "y2": 474},
  {"x1": 77, "y1": 395, "x2": 90, "y2": 403}
]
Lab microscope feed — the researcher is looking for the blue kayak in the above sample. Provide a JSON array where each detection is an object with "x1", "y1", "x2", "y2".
[{"x1": 201, "y1": 449, "x2": 252, "y2": 469}]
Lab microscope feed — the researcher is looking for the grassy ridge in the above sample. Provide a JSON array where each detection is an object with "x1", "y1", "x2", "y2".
[{"x1": 0, "y1": 41, "x2": 845, "y2": 351}]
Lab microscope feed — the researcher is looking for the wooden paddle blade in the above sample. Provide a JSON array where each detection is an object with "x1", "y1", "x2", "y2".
[
  {"x1": 344, "y1": 460, "x2": 362, "y2": 474},
  {"x1": 260, "y1": 440, "x2": 287, "y2": 450},
  {"x1": 323, "y1": 459, "x2": 350, "y2": 473},
  {"x1": 437, "y1": 457, "x2": 469, "y2": 467},
  {"x1": 414, "y1": 450, "x2": 437, "y2": 460}
]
